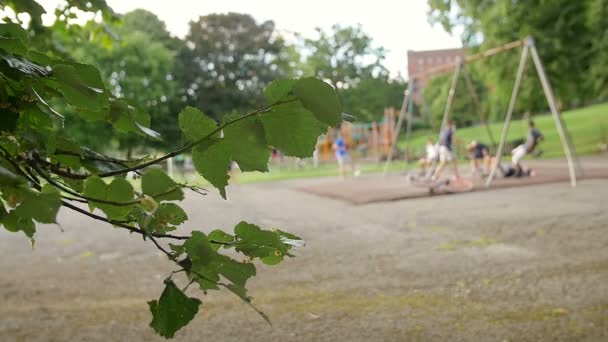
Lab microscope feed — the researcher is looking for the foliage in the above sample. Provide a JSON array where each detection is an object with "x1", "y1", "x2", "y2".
[
  {"x1": 0, "y1": 3, "x2": 341, "y2": 338},
  {"x1": 427, "y1": 0, "x2": 605, "y2": 115},
  {"x1": 339, "y1": 76, "x2": 407, "y2": 122},
  {"x1": 303, "y1": 24, "x2": 388, "y2": 89},
  {"x1": 422, "y1": 66, "x2": 488, "y2": 128},
  {"x1": 176, "y1": 13, "x2": 294, "y2": 122},
  {"x1": 301, "y1": 24, "x2": 402, "y2": 123},
  {"x1": 51, "y1": 9, "x2": 184, "y2": 153}
]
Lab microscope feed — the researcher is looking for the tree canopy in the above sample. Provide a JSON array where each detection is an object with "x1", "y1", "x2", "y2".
[{"x1": 426, "y1": 0, "x2": 607, "y2": 119}]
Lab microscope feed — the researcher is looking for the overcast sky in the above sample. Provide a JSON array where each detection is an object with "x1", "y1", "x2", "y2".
[{"x1": 37, "y1": 0, "x2": 461, "y2": 78}]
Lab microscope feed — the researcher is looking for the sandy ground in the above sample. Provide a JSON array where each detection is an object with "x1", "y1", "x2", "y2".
[{"x1": 1, "y1": 162, "x2": 607, "y2": 341}]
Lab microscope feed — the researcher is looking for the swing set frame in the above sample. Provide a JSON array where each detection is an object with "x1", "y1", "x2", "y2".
[{"x1": 384, "y1": 36, "x2": 581, "y2": 187}]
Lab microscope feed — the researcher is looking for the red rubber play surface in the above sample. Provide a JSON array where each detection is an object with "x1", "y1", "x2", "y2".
[{"x1": 297, "y1": 156, "x2": 608, "y2": 204}]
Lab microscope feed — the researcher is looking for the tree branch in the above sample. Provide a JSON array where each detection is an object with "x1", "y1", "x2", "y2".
[
  {"x1": 59, "y1": 200, "x2": 190, "y2": 240},
  {"x1": 29, "y1": 159, "x2": 142, "y2": 206},
  {"x1": 96, "y1": 99, "x2": 295, "y2": 178}
]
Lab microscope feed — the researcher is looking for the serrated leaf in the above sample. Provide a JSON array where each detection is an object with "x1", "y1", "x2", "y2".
[
  {"x1": 150, "y1": 203, "x2": 187, "y2": 233},
  {"x1": 260, "y1": 101, "x2": 327, "y2": 158},
  {"x1": 293, "y1": 77, "x2": 342, "y2": 126},
  {"x1": 208, "y1": 229, "x2": 235, "y2": 251},
  {"x1": 178, "y1": 106, "x2": 217, "y2": 141},
  {"x1": 184, "y1": 232, "x2": 256, "y2": 290},
  {"x1": 83, "y1": 176, "x2": 134, "y2": 219},
  {"x1": 192, "y1": 141, "x2": 230, "y2": 199},
  {"x1": 49, "y1": 137, "x2": 82, "y2": 169},
  {"x1": 0, "y1": 24, "x2": 29, "y2": 55},
  {"x1": 234, "y1": 221, "x2": 288, "y2": 265},
  {"x1": 141, "y1": 169, "x2": 184, "y2": 202},
  {"x1": 0, "y1": 209, "x2": 35, "y2": 238},
  {"x1": 264, "y1": 79, "x2": 296, "y2": 103},
  {"x1": 148, "y1": 279, "x2": 201, "y2": 339},
  {"x1": 223, "y1": 117, "x2": 269, "y2": 172},
  {"x1": 51, "y1": 62, "x2": 109, "y2": 112},
  {"x1": 14, "y1": 184, "x2": 61, "y2": 224}
]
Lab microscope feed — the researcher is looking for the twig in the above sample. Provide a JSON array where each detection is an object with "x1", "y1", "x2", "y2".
[
  {"x1": 97, "y1": 100, "x2": 295, "y2": 178},
  {"x1": 29, "y1": 159, "x2": 142, "y2": 206}
]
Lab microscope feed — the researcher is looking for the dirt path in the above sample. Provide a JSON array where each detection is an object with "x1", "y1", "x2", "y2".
[{"x1": 1, "y1": 171, "x2": 607, "y2": 341}]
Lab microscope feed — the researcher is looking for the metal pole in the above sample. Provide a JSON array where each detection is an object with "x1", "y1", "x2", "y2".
[
  {"x1": 383, "y1": 80, "x2": 413, "y2": 175},
  {"x1": 404, "y1": 79, "x2": 416, "y2": 160},
  {"x1": 486, "y1": 44, "x2": 530, "y2": 187},
  {"x1": 437, "y1": 60, "x2": 462, "y2": 143},
  {"x1": 528, "y1": 37, "x2": 579, "y2": 187},
  {"x1": 462, "y1": 65, "x2": 497, "y2": 147},
  {"x1": 411, "y1": 39, "x2": 525, "y2": 80}
]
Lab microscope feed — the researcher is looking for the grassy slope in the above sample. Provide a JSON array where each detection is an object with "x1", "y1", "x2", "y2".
[{"x1": 399, "y1": 102, "x2": 608, "y2": 157}]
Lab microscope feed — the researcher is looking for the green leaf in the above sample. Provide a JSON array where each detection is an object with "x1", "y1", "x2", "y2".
[
  {"x1": 293, "y1": 77, "x2": 342, "y2": 126},
  {"x1": 192, "y1": 141, "x2": 231, "y2": 199},
  {"x1": 260, "y1": 101, "x2": 327, "y2": 158},
  {"x1": 234, "y1": 222, "x2": 288, "y2": 265},
  {"x1": 150, "y1": 203, "x2": 187, "y2": 233},
  {"x1": 83, "y1": 176, "x2": 134, "y2": 219},
  {"x1": 141, "y1": 169, "x2": 184, "y2": 202},
  {"x1": 0, "y1": 23, "x2": 29, "y2": 55},
  {"x1": 208, "y1": 229, "x2": 235, "y2": 251},
  {"x1": 184, "y1": 232, "x2": 256, "y2": 290},
  {"x1": 148, "y1": 279, "x2": 201, "y2": 339},
  {"x1": 178, "y1": 106, "x2": 217, "y2": 141},
  {"x1": 49, "y1": 138, "x2": 82, "y2": 169},
  {"x1": 14, "y1": 184, "x2": 61, "y2": 224},
  {"x1": 51, "y1": 62, "x2": 109, "y2": 112},
  {"x1": 223, "y1": 117, "x2": 269, "y2": 172},
  {"x1": 1, "y1": 205, "x2": 35, "y2": 238},
  {"x1": 264, "y1": 79, "x2": 296, "y2": 103}
]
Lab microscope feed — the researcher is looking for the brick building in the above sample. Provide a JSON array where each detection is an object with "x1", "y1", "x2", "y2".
[{"x1": 407, "y1": 48, "x2": 465, "y2": 104}]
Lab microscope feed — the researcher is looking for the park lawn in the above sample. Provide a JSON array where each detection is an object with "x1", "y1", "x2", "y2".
[
  {"x1": 399, "y1": 102, "x2": 608, "y2": 157},
  {"x1": 176, "y1": 160, "x2": 411, "y2": 186}
]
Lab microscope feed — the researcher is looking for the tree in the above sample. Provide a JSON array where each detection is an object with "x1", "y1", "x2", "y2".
[
  {"x1": 586, "y1": 0, "x2": 608, "y2": 100},
  {"x1": 303, "y1": 24, "x2": 388, "y2": 90},
  {"x1": 177, "y1": 13, "x2": 292, "y2": 121},
  {"x1": 427, "y1": 0, "x2": 600, "y2": 114},
  {"x1": 53, "y1": 10, "x2": 184, "y2": 154},
  {"x1": 422, "y1": 71, "x2": 486, "y2": 128},
  {"x1": 0, "y1": 2, "x2": 342, "y2": 338},
  {"x1": 339, "y1": 76, "x2": 407, "y2": 122}
]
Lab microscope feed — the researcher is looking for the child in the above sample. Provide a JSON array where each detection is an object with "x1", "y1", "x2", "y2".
[
  {"x1": 432, "y1": 119, "x2": 460, "y2": 181},
  {"x1": 511, "y1": 120, "x2": 543, "y2": 176},
  {"x1": 466, "y1": 140, "x2": 491, "y2": 175},
  {"x1": 419, "y1": 138, "x2": 438, "y2": 176},
  {"x1": 333, "y1": 128, "x2": 354, "y2": 178}
]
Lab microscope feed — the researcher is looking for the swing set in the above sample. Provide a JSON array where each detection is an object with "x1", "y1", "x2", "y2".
[{"x1": 384, "y1": 36, "x2": 582, "y2": 188}]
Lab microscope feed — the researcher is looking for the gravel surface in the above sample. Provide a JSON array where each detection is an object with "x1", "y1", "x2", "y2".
[{"x1": 1, "y1": 173, "x2": 607, "y2": 341}]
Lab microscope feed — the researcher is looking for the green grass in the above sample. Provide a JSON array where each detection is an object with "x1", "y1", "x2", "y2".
[
  {"x1": 398, "y1": 102, "x2": 608, "y2": 157},
  {"x1": 175, "y1": 160, "x2": 411, "y2": 186}
]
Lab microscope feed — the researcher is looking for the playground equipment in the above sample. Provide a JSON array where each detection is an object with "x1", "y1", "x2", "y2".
[
  {"x1": 384, "y1": 37, "x2": 581, "y2": 187},
  {"x1": 317, "y1": 109, "x2": 399, "y2": 162}
]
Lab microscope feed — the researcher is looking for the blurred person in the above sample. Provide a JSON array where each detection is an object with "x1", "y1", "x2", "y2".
[
  {"x1": 333, "y1": 127, "x2": 355, "y2": 178},
  {"x1": 432, "y1": 119, "x2": 460, "y2": 181},
  {"x1": 419, "y1": 138, "x2": 438, "y2": 176},
  {"x1": 511, "y1": 120, "x2": 543, "y2": 176},
  {"x1": 466, "y1": 140, "x2": 491, "y2": 176}
]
